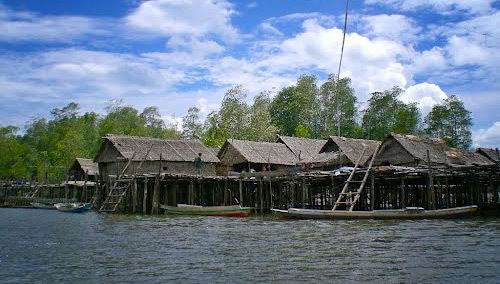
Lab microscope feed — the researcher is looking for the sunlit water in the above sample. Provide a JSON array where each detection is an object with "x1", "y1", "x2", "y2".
[{"x1": 1, "y1": 208, "x2": 499, "y2": 283}]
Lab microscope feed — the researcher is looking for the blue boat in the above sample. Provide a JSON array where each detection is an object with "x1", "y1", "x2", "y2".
[{"x1": 54, "y1": 203, "x2": 86, "y2": 213}]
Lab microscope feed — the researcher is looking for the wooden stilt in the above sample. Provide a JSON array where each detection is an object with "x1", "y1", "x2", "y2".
[
  {"x1": 132, "y1": 179, "x2": 137, "y2": 213},
  {"x1": 400, "y1": 176, "x2": 405, "y2": 209},
  {"x1": 143, "y1": 177, "x2": 148, "y2": 214}
]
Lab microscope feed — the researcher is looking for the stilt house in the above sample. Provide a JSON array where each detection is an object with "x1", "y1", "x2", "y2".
[
  {"x1": 276, "y1": 135, "x2": 327, "y2": 162},
  {"x1": 68, "y1": 158, "x2": 98, "y2": 180},
  {"x1": 374, "y1": 133, "x2": 494, "y2": 167},
  {"x1": 309, "y1": 136, "x2": 381, "y2": 169},
  {"x1": 94, "y1": 135, "x2": 219, "y2": 177},
  {"x1": 217, "y1": 139, "x2": 298, "y2": 173},
  {"x1": 476, "y1": 148, "x2": 500, "y2": 164}
]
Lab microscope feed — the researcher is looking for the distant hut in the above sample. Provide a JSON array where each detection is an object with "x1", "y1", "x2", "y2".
[
  {"x1": 94, "y1": 134, "x2": 219, "y2": 177},
  {"x1": 68, "y1": 158, "x2": 98, "y2": 180},
  {"x1": 374, "y1": 133, "x2": 493, "y2": 167},
  {"x1": 309, "y1": 136, "x2": 381, "y2": 169},
  {"x1": 217, "y1": 139, "x2": 298, "y2": 173},
  {"x1": 476, "y1": 148, "x2": 500, "y2": 164},
  {"x1": 276, "y1": 135, "x2": 327, "y2": 162}
]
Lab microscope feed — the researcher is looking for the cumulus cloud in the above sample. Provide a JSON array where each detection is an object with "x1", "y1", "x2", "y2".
[
  {"x1": 125, "y1": 0, "x2": 239, "y2": 42},
  {"x1": 359, "y1": 14, "x2": 421, "y2": 42},
  {"x1": 401, "y1": 83, "x2": 448, "y2": 114},
  {"x1": 473, "y1": 122, "x2": 500, "y2": 148},
  {"x1": 0, "y1": 5, "x2": 112, "y2": 42},
  {"x1": 365, "y1": 0, "x2": 496, "y2": 15}
]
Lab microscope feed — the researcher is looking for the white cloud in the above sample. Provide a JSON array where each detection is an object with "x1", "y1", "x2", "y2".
[
  {"x1": 401, "y1": 83, "x2": 448, "y2": 114},
  {"x1": 162, "y1": 115, "x2": 183, "y2": 132},
  {"x1": 473, "y1": 122, "x2": 500, "y2": 147},
  {"x1": 125, "y1": 0, "x2": 238, "y2": 42},
  {"x1": 360, "y1": 14, "x2": 421, "y2": 42},
  {"x1": 365, "y1": 0, "x2": 496, "y2": 15},
  {"x1": 0, "y1": 5, "x2": 111, "y2": 42},
  {"x1": 446, "y1": 36, "x2": 495, "y2": 66}
]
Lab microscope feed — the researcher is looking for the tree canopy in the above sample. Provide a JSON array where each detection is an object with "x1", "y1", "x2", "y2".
[{"x1": 0, "y1": 74, "x2": 475, "y2": 180}]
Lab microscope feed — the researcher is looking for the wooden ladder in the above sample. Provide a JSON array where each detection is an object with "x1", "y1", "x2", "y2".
[
  {"x1": 333, "y1": 144, "x2": 380, "y2": 211},
  {"x1": 99, "y1": 145, "x2": 154, "y2": 213},
  {"x1": 25, "y1": 185, "x2": 40, "y2": 198},
  {"x1": 99, "y1": 153, "x2": 136, "y2": 213}
]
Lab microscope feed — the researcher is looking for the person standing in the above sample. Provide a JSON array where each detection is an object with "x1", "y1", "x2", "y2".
[{"x1": 194, "y1": 153, "x2": 203, "y2": 176}]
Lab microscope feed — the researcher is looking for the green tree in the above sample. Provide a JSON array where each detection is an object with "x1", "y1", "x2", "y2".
[
  {"x1": 99, "y1": 100, "x2": 147, "y2": 136},
  {"x1": 202, "y1": 111, "x2": 227, "y2": 147},
  {"x1": 425, "y1": 95, "x2": 472, "y2": 149},
  {"x1": 218, "y1": 85, "x2": 250, "y2": 139},
  {"x1": 319, "y1": 75, "x2": 361, "y2": 138},
  {"x1": 247, "y1": 92, "x2": 279, "y2": 141},
  {"x1": 362, "y1": 87, "x2": 421, "y2": 140},
  {"x1": 270, "y1": 75, "x2": 321, "y2": 137},
  {"x1": 0, "y1": 126, "x2": 29, "y2": 179},
  {"x1": 182, "y1": 107, "x2": 204, "y2": 139}
]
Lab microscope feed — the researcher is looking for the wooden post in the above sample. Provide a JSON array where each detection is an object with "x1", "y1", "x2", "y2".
[
  {"x1": 143, "y1": 177, "x2": 148, "y2": 214},
  {"x1": 400, "y1": 176, "x2": 405, "y2": 209},
  {"x1": 238, "y1": 178, "x2": 243, "y2": 206},
  {"x1": 223, "y1": 178, "x2": 228, "y2": 206},
  {"x1": 370, "y1": 174, "x2": 375, "y2": 211},
  {"x1": 173, "y1": 180, "x2": 178, "y2": 206},
  {"x1": 269, "y1": 177, "x2": 274, "y2": 210},
  {"x1": 301, "y1": 178, "x2": 306, "y2": 209},
  {"x1": 82, "y1": 170, "x2": 88, "y2": 202},
  {"x1": 189, "y1": 180, "x2": 194, "y2": 205},
  {"x1": 132, "y1": 178, "x2": 138, "y2": 213},
  {"x1": 426, "y1": 149, "x2": 436, "y2": 210},
  {"x1": 152, "y1": 175, "x2": 160, "y2": 214},
  {"x1": 259, "y1": 177, "x2": 263, "y2": 213}
]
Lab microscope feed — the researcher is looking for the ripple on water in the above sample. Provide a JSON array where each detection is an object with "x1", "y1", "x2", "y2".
[{"x1": 1, "y1": 209, "x2": 500, "y2": 283}]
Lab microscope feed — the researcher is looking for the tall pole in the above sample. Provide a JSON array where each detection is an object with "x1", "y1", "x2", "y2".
[{"x1": 336, "y1": 0, "x2": 349, "y2": 137}]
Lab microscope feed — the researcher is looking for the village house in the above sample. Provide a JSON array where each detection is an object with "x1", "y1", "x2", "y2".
[
  {"x1": 276, "y1": 135, "x2": 327, "y2": 162},
  {"x1": 217, "y1": 139, "x2": 299, "y2": 173},
  {"x1": 68, "y1": 158, "x2": 98, "y2": 180},
  {"x1": 308, "y1": 136, "x2": 381, "y2": 169},
  {"x1": 94, "y1": 134, "x2": 219, "y2": 177},
  {"x1": 476, "y1": 147, "x2": 500, "y2": 164},
  {"x1": 374, "y1": 133, "x2": 494, "y2": 167}
]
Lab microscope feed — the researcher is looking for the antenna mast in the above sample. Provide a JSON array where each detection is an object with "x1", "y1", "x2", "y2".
[{"x1": 336, "y1": 0, "x2": 349, "y2": 137}]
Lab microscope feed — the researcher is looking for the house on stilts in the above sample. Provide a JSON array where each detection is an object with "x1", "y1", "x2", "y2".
[
  {"x1": 373, "y1": 133, "x2": 494, "y2": 167},
  {"x1": 217, "y1": 139, "x2": 299, "y2": 174},
  {"x1": 94, "y1": 134, "x2": 220, "y2": 177}
]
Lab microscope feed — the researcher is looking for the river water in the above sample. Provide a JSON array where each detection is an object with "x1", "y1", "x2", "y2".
[{"x1": 1, "y1": 208, "x2": 499, "y2": 283}]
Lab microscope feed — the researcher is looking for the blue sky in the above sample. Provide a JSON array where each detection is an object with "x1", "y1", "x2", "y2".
[{"x1": 0, "y1": 0, "x2": 499, "y2": 146}]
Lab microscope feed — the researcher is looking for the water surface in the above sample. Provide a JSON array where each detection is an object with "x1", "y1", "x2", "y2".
[{"x1": 1, "y1": 208, "x2": 499, "y2": 283}]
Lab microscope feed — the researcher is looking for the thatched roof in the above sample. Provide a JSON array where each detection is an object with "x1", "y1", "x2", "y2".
[
  {"x1": 376, "y1": 134, "x2": 493, "y2": 166},
  {"x1": 277, "y1": 135, "x2": 327, "y2": 161},
  {"x1": 476, "y1": 147, "x2": 499, "y2": 163},
  {"x1": 95, "y1": 134, "x2": 219, "y2": 163},
  {"x1": 218, "y1": 139, "x2": 298, "y2": 165},
  {"x1": 208, "y1": 146, "x2": 220, "y2": 157},
  {"x1": 70, "y1": 158, "x2": 98, "y2": 176},
  {"x1": 318, "y1": 136, "x2": 381, "y2": 165}
]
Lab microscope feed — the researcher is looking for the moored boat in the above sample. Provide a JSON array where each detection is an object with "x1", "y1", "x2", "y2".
[
  {"x1": 30, "y1": 202, "x2": 56, "y2": 209},
  {"x1": 54, "y1": 203, "x2": 86, "y2": 213},
  {"x1": 82, "y1": 203, "x2": 93, "y2": 210},
  {"x1": 161, "y1": 204, "x2": 252, "y2": 217},
  {"x1": 271, "y1": 205, "x2": 478, "y2": 220}
]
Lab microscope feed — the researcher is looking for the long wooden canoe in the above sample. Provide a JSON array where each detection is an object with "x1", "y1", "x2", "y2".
[
  {"x1": 271, "y1": 205, "x2": 478, "y2": 220},
  {"x1": 161, "y1": 204, "x2": 252, "y2": 217}
]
